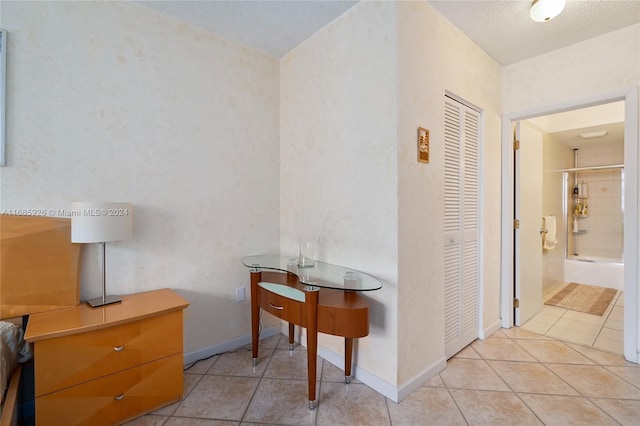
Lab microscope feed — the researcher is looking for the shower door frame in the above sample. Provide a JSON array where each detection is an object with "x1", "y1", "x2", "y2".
[{"x1": 500, "y1": 87, "x2": 639, "y2": 365}]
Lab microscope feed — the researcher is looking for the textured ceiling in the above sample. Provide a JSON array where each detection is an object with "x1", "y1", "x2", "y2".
[
  {"x1": 428, "y1": 0, "x2": 640, "y2": 65},
  {"x1": 137, "y1": 1, "x2": 640, "y2": 64}
]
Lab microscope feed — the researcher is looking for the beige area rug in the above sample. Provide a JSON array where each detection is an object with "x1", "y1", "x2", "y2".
[{"x1": 544, "y1": 283, "x2": 618, "y2": 316}]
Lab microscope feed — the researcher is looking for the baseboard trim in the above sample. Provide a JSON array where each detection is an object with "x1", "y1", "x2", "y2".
[
  {"x1": 316, "y1": 346, "x2": 399, "y2": 402},
  {"x1": 396, "y1": 355, "x2": 447, "y2": 402},
  {"x1": 279, "y1": 324, "x2": 401, "y2": 401},
  {"x1": 183, "y1": 325, "x2": 281, "y2": 366},
  {"x1": 481, "y1": 319, "x2": 502, "y2": 339},
  {"x1": 190, "y1": 326, "x2": 448, "y2": 403}
]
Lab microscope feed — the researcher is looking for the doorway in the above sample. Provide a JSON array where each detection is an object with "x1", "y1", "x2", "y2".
[
  {"x1": 515, "y1": 102, "x2": 626, "y2": 354},
  {"x1": 500, "y1": 88, "x2": 639, "y2": 364}
]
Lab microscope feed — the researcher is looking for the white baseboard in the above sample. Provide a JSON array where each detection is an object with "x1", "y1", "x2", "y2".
[
  {"x1": 396, "y1": 355, "x2": 447, "y2": 402},
  {"x1": 183, "y1": 325, "x2": 281, "y2": 366},
  {"x1": 281, "y1": 323, "x2": 410, "y2": 403},
  {"x1": 316, "y1": 345, "x2": 400, "y2": 402},
  {"x1": 189, "y1": 325, "x2": 449, "y2": 403},
  {"x1": 481, "y1": 319, "x2": 502, "y2": 339}
]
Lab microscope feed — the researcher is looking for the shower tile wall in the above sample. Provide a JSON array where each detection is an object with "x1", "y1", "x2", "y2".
[{"x1": 573, "y1": 141, "x2": 624, "y2": 260}]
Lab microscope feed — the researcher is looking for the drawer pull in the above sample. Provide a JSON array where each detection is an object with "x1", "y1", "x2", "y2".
[
  {"x1": 269, "y1": 302, "x2": 284, "y2": 310},
  {"x1": 114, "y1": 345, "x2": 125, "y2": 352},
  {"x1": 114, "y1": 393, "x2": 125, "y2": 401}
]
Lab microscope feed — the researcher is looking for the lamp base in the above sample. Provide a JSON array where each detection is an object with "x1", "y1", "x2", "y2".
[{"x1": 86, "y1": 295, "x2": 122, "y2": 308}]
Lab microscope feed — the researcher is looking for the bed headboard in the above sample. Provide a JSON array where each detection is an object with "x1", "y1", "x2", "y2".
[{"x1": 0, "y1": 215, "x2": 82, "y2": 319}]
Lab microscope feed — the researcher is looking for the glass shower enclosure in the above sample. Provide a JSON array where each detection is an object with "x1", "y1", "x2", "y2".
[{"x1": 562, "y1": 164, "x2": 624, "y2": 262}]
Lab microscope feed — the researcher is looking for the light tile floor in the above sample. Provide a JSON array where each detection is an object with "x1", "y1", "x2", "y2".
[
  {"x1": 522, "y1": 289, "x2": 624, "y2": 354},
  {"x1": 125, "y1": 329, "x2": 639, "y2": 425}
]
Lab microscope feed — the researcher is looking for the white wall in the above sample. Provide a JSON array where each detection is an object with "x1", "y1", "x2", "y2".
[
  {"x1": 280, "y1": 1, "x2": 399, "y2": 387},
  {"x1": 395, "y1": 1, "x2": 503, "y2": 385},
  {"x1": 280, "y1": 0, "x2": 504, "y2": 393},
  {"x1": 504, "y1": 24, "x2": 640, "y2": 114},
  {"x1": 0, "y1": 1, "x2": 281, "y2": 354}
]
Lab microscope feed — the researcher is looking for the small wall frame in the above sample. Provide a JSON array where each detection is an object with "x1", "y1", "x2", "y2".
[{"x1": 418, "y1": 127, "x2": 429, "y2": 163}]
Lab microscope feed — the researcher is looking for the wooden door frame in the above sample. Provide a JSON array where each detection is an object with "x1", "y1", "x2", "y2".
[{"x1": 500, "y1": 87, "x2": 639, "y2": 364}]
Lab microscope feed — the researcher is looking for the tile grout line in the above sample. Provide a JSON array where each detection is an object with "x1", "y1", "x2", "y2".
[
  {"x1": 442, "y1": 376, "x2": 471, "y2": 426},
  {"x1": 159, "y1": 371, "x2": 210, "y2": 422},
  {"x1": 582, "y1": 395, "x2": 627, "y2": 426},
  {"x1": 486, "y1": 331, "x2": 635, "y2": 424},
  {"x1": 481, "y1": 335, "x2": 547, "y2": 425},
  {"x1": 159, "y1": 354, "x2": 219, "y2": 421},
  {"x1": 239, "y1": 335, "x2": 282, "y2": 424},
  {"x1": 143, "y1": 329, "x2": 635, "y2": 425},
  {"x1": 541, "y1": 290, "x2": 625, "y2": 352},
  {"x1": 514, "y1": 332, "x2": 637, "y2": 424},
  {"x1": 512, "y1": 337, "x2": 590, "y2": 399},
  {"x1": 591, "y1": 292, "x2": 619, "y2": 348},
  {"x1": 600, "y1": 365, "x2": 640, "y2": 391},
  {"x1": 541, "y1": 308, "x2": 565, "y2": 337},
  {"x1": 383, "y1": 392, "x2": 394, "y2": 426},
  {"x1": 513, "y1": 332, "x2": 638, "y2": 423}
]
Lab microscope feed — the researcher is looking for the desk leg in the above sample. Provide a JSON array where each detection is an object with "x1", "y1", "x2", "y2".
[
  {"x1": 345, "y1": 337, "x2": 353, "y2": 384},
  {"x1": 288, "y1": 323, "x2": 295, "y2": 350},
  {"x1": 250, "y1": 270, "x2": 261, "y2": 366},
  {"x1": 304, "y1": 286, "x2": 319, "y2": 410}
]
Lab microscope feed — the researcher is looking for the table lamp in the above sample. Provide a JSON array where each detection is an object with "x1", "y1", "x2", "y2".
[{"x1": 71, "y1": 201, "x2": 132, "y2": 308}]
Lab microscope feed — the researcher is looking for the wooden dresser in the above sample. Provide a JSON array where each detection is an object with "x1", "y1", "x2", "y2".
[{"x1": 24, "y1": 289, "x2": 189, "y2": 425}]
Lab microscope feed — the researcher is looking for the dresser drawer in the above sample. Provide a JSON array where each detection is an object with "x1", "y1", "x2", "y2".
[
  {"x1": 258, "y1": 284, "x2": 303, "y2": 324},
  {"x1": 34, "y1": 310, "x2": 183, "y2": 397},
  {"x1": 35, "y1": 353, "x2": 183, "y2": 426}
]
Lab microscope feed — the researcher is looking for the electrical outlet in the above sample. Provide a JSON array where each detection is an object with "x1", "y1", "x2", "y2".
[{"x1": 235, "y1": 287, "x2": 245, "y2": 303}]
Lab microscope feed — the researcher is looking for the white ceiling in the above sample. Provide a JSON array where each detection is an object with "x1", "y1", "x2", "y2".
[
  {"x1": 428, "y1": 0, "x2": 640, "y2": 66},
  {"x1": 530, "y1": 101, "x2": 626, "y2": 149},
  {"x1": 137, "y1": 0, "x2": 640, "y2": 64},
  {"x1": 550, "y1": 121, "x2": 625, "y2": 150}
]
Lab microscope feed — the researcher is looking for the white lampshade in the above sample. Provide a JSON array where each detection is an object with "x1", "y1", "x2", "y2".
[
  {"x1": 530, "y1": 0, "x2": 566, "y2": 22},
  {"x1": 71, "y1": 202, "x2": 132, "y2": 243}
]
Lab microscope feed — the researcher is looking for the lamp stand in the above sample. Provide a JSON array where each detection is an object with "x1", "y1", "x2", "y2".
[{"x1": 87, "y1": 242, "x2": 122, "y2": 308}]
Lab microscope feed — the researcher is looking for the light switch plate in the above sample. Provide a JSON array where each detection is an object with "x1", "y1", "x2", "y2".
[{"x1": 235, "y1": 287, "x2": 245, "y2": 302}]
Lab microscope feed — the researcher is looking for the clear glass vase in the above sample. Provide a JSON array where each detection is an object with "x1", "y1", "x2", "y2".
[{"x1": 297, "y1": 236, "x2": 315, "y2": 268}]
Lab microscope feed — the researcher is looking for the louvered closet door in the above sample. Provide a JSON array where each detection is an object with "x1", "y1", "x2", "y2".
[{"x1": 444, "y1": 97, "x2": 480, "y2": 359}]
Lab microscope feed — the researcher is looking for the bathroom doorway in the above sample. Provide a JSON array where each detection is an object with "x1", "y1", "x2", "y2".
[
  {"x1": 500, "y1": 87, "x2": 639, "y2": 364},
  {"x1": 517, "y1": 101, "x2": 626, "y2": 354}
]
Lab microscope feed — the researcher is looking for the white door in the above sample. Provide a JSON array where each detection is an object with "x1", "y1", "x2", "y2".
[
  {"x1": 444, "y1": 97, "x2": 480, "y2": 357},
  {"x1": 514, "y1": 122, "x2": 544, "y2": 325}
]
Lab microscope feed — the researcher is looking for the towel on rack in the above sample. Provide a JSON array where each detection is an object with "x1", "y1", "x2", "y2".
[{"x1": 543, "y1": 216, "x2": 556, "y2": 251}]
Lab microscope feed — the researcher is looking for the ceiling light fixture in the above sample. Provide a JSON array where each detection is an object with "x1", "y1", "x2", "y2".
[
  {"x1": 530, "y1": 0, "x2": 566, "y2": 22},
  {"x1": 580, "y1": 130, "x2": 608, "y2": 139}
]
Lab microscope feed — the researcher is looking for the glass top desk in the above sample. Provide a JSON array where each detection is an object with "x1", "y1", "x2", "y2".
[{"x1": 242, "y1": 255, "x2": 382, "y2": 409}]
